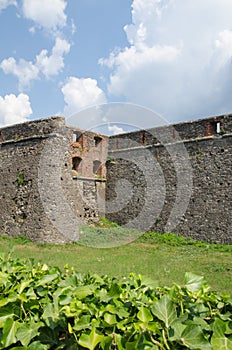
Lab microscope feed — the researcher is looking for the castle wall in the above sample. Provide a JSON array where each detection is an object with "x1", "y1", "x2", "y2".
[
  {"x1": 0, "y1": 114, "x2": 231, "y2": 244},
  {"x1": 108, "y1": 114, "x2": 232, "y2": 150},
  {"x1": 106, "y1": 115, "x2": 232, "y2": 244},
  {"x1": 0, "y1": 117, "x2": 107, "y2": 243}
]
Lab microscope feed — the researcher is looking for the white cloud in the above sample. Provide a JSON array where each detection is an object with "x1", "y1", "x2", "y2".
[
  {"x1": 71, "y1": 19, "x2": 76, "y2": 35},
  {"x1": 0, "y1": 57, "x2": 39, "y2": 90},
  {"x1": 100, "y1": 44, "x2": 179, "y2": 70},
  {"x1": 62, "y1": 77, "x2": 107, "y2": 116},
  {"x1": 214, "y1": 30, "x2": 232, "y2": 66},
  {"x1": 22, "y1": 0, "x2": 67, "y2": 31},
  {"x1": 0, "y1": 93, "x2": 32, "y2": 127},
  {"x1": 100, "y1": 44, "x2": 180, "y2": 99},
  {"x1": 108, "y1": 124, "x2": 125, "y2": 135},
  {"x1": 36, "y1": 38, "x2": 70, "y2": 78},
  {"x1": 100, "y1": 0, "x2": 232, "y2": 122},
  {"x1": 29, "y1": 26, "x2": 36, "y2": 34},
  {"x1": 0, "y1": 0, "x2": 16, "y2": 11},
  {"x1": 0, "y1": 38, "x2": 70, "y2": 89}
]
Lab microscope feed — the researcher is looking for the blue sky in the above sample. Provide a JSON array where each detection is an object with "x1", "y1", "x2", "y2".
[{"x1": 1, "y1": 0, "x2": 232, "y2": 131}]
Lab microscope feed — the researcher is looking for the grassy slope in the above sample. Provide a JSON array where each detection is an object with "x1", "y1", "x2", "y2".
[{"x1": 0, "y1": 231, "x2": 231, "y2": 294}]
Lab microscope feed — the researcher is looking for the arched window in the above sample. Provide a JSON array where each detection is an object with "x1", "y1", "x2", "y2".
[{"x1": 72, "y1": 156, "x2": 82, "y2": 172}]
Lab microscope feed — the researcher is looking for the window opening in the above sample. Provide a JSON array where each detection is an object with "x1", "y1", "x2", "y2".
[
  {"x1": 207, "y1": 121, "x2": 223, "y2": 136},
  {"x1": 216, "y1": 122, "x2": 221, "y2": 134},
  {"x1": 93, "y1": 136, "x2": 102, "y2": 147},
  {"x1": 140, "y1": 131, "x2": 146, "y2": 144},
  {"x1": 93, "y1": 160, "x2": 102, "y2": 175},
  {"x1": 72, "y1": 156, "x2": 82, "y2": 172},
  {"x1": 72, "y1": 131, "x2": 82, "y2": 143}
]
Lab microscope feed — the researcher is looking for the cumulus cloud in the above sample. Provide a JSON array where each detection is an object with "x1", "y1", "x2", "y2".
[
  {"x1": 0, "y1": 38, "x2": 70, "y2": 90},
  {"x1": 36, "y1": 38, "x2": 70, "y2": 78},
  {"x1": 0, "y1": 57, "x2": 39, "y2": 90},
  {"x1": 108, "y1": 124, "x2": 125, "y2": 135},
  {"x1": 100, "y1": 0, "x2": 232, "y2": 122},
  {"x1": 0, "y1": 0, "x2": 16, "y2": 11},
  {"x1": 22, "y1": 0, "x2": 67, "y2": 31},
  {"x1": 214, "y1": 30, "x2": 232, "y2": 67},
  {"x1": 0, "y1": 93, "x2": 32, "y2": 127},
  {"x1": 62, "y1": 77, "x2": 107, "y2": 117}
]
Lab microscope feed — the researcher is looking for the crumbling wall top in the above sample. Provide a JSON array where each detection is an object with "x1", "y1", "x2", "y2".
[
  {"x1": 0, "y1": 116, "x2": 66, "y2": 143},
  {"x1": 108, "y1": 114, "x2": 232, "y2": 150}
]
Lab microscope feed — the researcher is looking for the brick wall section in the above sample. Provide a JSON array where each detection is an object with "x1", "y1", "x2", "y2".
[
  {"x1": 70, "y1": 128, "x2": 108, "y2": 178},
  {"x1": 70, "y1": 127, "x2": 108, "y2": 221}
]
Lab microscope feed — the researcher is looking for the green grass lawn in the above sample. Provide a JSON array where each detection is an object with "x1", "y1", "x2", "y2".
[{"x1": 0, "y1": 230, "x2": 231, "y2": 294}]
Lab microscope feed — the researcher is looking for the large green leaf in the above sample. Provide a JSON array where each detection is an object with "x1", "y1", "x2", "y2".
[
  {"x1": 0, "y1": 307, "x2": 14, "y2": 327},
  {"x1": 1, "y1": 318, "x2": 19, "y2": 348},
  {"x1": 104, "y1": 303, "x2": 129, "y2": 318},
  {"x1": 28, "y1": 341, "x2": 49, "y2": 349},
  {"x1": 108, "y1": 283, "x2": 121, "y2": 298},
  {"x1": 78, "y1": 328, "x2": 105, "y2": 350},
  {"x1": 151, "y1": 295, "x2": 177, "y2": 328},
  {"x1": 104, "y1": 312, "x2": 117, "y2": 325},
  {"x1": 0, "y1": 294, "x2": 18, "y2": 307},
  {"x1": 73, "y1": 315, "x2": 91, "y2": 331},
  {"x1": 170, "y1": 321, "x2": 187, "y2": 341},
  {"x1": 16, "y1": 322, "x2": 42, "y2": 346},
  {"x1": 211, "y1": 336, "x2": 232, "y2": 350},
  {"x1": 17, "y1": 280, "x2": 32, "y2": 294},
  {"x1": 75, "y1": 285, "x2": 94, "y2": 299},
  {"x1": 212, "y1": 318, "x2": 227, "y2": 337},
  {"x1": 0, "y1": 272, "x2": 9, "y2": 286},
  {"x1": 125, "y1": 339, "x2": 140, "y2": 349},
  {"x1": 137, "y1": 306, "x2": 153, "y2": 323},
  {"x1": 185, "y1": 272, "x2": 205, "y2": 292},
  {"x1": 42, "y1": 302, "x2": 59, "y2": 320},
  {"x1": 180, "y1": 325, "x2": 212, "y2": 350},
  {"x1": 211, "y1": 319, "x2": 232, "y2": 350},
  {"x1": 36, "y1": 273, "x2": 59, "y2": 286},
  {"x1": 41, "y1": 302, "x2": 60, "y2": 329}
]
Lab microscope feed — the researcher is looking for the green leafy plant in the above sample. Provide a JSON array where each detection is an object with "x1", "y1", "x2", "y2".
[
  {"x1": 17, "y1": 171, "x2": 25, "y2": 185},
  {"x1": 219, "y1": 128, "x2": 226, "y2": 135},
  {"x1": 139, "y1": 232, "x2": 232, "y2": 251},
  {"x1": 0, "y1": 254, "x2": 232, "y2": 349},
  {"x1": 97, "y1": 218, "x2": 119, "y2": 228}
]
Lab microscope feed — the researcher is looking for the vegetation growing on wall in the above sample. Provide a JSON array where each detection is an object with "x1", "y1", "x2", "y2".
[{"x1": 17, "y1": 171, "x2": 25, "y2": 186}]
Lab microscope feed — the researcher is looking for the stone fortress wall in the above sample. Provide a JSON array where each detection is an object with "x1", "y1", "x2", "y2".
[
  {"x1": 107, "y1": 115, "x2": 232, "y2": 243},
  {"x1": 0, "y1": 117, "x2": 108, "y2": 243},
  {"x1": 0, "y1": 114, "x2": 231, "y2": 243}
]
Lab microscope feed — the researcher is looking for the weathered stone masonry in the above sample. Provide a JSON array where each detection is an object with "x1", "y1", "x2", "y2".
[
  {"x1": 107, "y1": 115, "x2": 232, "y2": 243},
  {"x1": 0, "y1": 114, "x2": 231, "y2": 243},
  {"x1": 0, "y1": 117, "x2": 108, "y2": 243}
]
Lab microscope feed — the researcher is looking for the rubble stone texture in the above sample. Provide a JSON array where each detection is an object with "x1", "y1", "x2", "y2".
[{"x1": 0, "y1": 114, "x2": 231, "y2": 243}]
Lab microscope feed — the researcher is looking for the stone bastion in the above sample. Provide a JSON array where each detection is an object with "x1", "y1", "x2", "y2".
[{"x1": 0, "y1": 114, "x2": 231, "y2": 243}]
